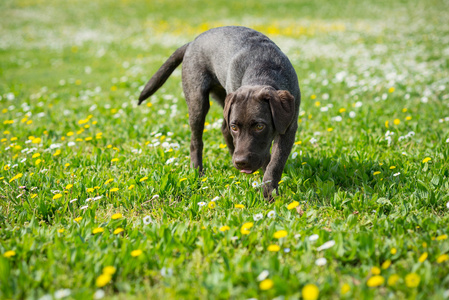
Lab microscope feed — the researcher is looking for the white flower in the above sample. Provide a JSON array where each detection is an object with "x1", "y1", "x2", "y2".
[
  {"x1": 54, "y1": 289, "x2": 71, "y2": 299},
  {"x1": 316, "y1": 240, "x2": 335, "y2": 251},
  {"x1": 393, "y1": 172, "x2": 401, "y2": 177},
  {"x1": 230, "y1": 236, "x2": 239, "y2": 241},
  {"x1": 292, "y1": 152, "x2": 298, "y2": 159},
  {"x1": 284, "y1": 248, "x2": 291, "y2": 253},
  {"x1": 93, "y1": 289, "x2": 105, "y2": 300},
  {"x1": 349, "y1": 111, "x2": 356, "y2": 118},
  {"x1": 80, "y1": 205, "x2": 88, "y2": 210},
  {"x1": 267, "y1": 210, "x2": 276, "y2": 218},
  {"x1": 198, "y1": 202, "x2": 206, "y2": 207},
  {"x1": 166, "y1": 157, "x2": 175, "y2": 164},
  {"x1": 68, "y1": 142, "x2": 76, "y2": 147},
  {"x1": 257, "y1": 270, "x2": 269, "y2": 281},
  {"x1": 309, "y1": 137, "x2": 317, "y2": 144},
  {"x1": 211, "y1": 196, "x2": 219, "y2": 202},
  {"x1": 315, "y1": 258, "x2": 327, "y2": 266},
  {"x1": 332, "y1": 116, "x2": 342, "y2": 122},
  {"x1": 355, "y1": 101, "x2": 363, "y2": 108},
  {"x1": 294, "y1": 234, "x2": 301, "y2": 239},
  {"x1": 309, "y1": 234, "x2": 319, "y2": 242},
  {"x1": 253, "y1": 213, "x2": 263, "y2": 221},
  {"x1": 39, "y1": 295, "x2": 53, "y2": 300},
  {"x1": 447, "y1": 201, "x2": 449, "y2": 209},
  {"x1": 143, "y1": 215, "x2": 152, "y2": 225},
  {"x1": 152, "y1": 194, "x2": 160, "y2": 200},
  {"x1": 70, "y1": 198, "x2": 78, "y2": 203},
  {"x1": 161, "y1": 267, "x2": 173, "y2": 277},
  {"x1": 252, "y1": 181, "x2": 261, "y2": 188},
  {"x1": 446, "y1": 138, "x2": 449, "y2": 143}
]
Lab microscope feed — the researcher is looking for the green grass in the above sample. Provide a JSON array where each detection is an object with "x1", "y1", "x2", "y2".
[{"x1": 1, "y1": 0, "x2": 449, "y2": 299}]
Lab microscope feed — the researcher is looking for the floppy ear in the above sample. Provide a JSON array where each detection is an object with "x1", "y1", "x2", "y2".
[
  {"x1": 223, "y1": 92, "x2": 236, "y2": 128},
  {"x1": 269, "y1": 90, "x2": 295, "y2": 134}
]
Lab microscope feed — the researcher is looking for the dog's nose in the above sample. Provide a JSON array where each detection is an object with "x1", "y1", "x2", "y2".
[{"x1": 234, "y1": 156, "x2": 251, "y2": 169}]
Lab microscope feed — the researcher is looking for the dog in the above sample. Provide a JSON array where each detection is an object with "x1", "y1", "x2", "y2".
[{"x1": 138, "y1": 26, "x2": 301, "y2": 200}]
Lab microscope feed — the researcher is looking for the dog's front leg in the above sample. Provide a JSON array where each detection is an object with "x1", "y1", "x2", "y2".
[{"x1": 262, "y1": 124, "x2": 297, "y2": 200}]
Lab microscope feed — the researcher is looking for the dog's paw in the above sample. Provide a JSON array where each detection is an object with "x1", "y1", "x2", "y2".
[{"x1": 263, "y1": 183, "x2": 278, "y2": 202}]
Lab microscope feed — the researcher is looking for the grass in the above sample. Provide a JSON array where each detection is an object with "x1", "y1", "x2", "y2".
[{"x1": 1, "y1": 0, "x2": 449, "y2": 299}]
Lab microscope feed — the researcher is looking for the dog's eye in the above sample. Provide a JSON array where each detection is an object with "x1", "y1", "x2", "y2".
[
  {"x1": 255, "y1": 124, "x2": 265, "y2": 131},
  {"x1": 230, "y1": 125, "x2": 238, "y2": 132}
]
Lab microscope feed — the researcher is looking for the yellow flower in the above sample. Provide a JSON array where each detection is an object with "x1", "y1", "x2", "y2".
[
  {"x1": 437, "y1": 254, "x2": 449, "y2": 263},
  {"x1": 406, "y1": 116, "x2": 412, "y2": 121},
  {"x1": 3, "y1": 165, "x2": 10, "y2": 171},
  {"x1": 9, "y1": 173, "x2": 23, "y2": 183},
  {"x1": 128, "y1": 185, "x2": 135, "y2": 190},
  {"x1": 140, "y1": 176, "x2": 148, "y2": 182},
  {"x1": 240, "y1": 222, "x2": 253, "y2": 235},
  {"x1": 259, "y1": 279, "x2": 274, "y2": 290},
  {"x1": 341, "y1": 283, "x2": 350, "y2": 295},
  {"x1": 389, "y1": 166, "x2": 396, "y2": 169},
  {"x1": 3, "y1": 250, "x2": 16, "y2": 258},
  {"x1": 437, "y1": 234, "x2": 448, "y2": 241},
  {"x1": 110, "y1": 188, "x2": 119, "y2": 192},
  {"x1": 111, "y1": 158, "x2": 119, "y2": 162},
  {"x1": 371, "y1": 266, "x2": 381, "y2": 275},
  {"x1": 58, "y1": 229, "x2": 64, "y2": 233},
  {"x1": 74, "y1": 217, "x2": 82, "y2": 223},
  {"x1": 219, "y1": 225, "x2": 230, "y2": 232},
  {"x1": 314, "y1": 101, "x2": 320, "y2": 107},
  {"x1": 66, "y1": 184, "x2": 73, "y2": 190},
  {"x1": 388, "y1": 274, "x2": 400, "y2": 286},
  {"x1": 388, "y1": 87, "x2": 395, "y2": 93},
  {"x1": 86, "y1": 188, "x2": 94, "y2": 193},
  {"x1": 111, "y1": 213, "x2": 123, "y2": 220},
  {"x1": 381, "y1": 259, "x2": 391, "y2": 269},
  {"x1": 287, "y1": 201, "x2": 299, "y2": 210},
  {"x1": 385, "y1": 120, "x2": 389, "y2": 128},
  {"x1": 367, "y1": 275, "x2": 385, "y2": 287},
  {"x1": 93, "y1": 228, "x2": 105, "y2": 234},
  {"x1": 96, "y1": 274, "x2": 111, "y2": 288},
  {"x1": 32, "y1": 153, "x2": 40, "y2": 158},
  {"x1": 391, "y1": 248, "x2": 397, "y2": 255},
  {"x1": 103, "y1": 266, "x2": 116, "y2": 275},
  {"x1": 131, "y1": 249, "x2": 143, "y2": 257},
  {"x1": 53, "y1": 149, "x2": 61, "y2": 156},
  {"x1": 327, "y1": 127, "x2": 333, "y2": 132},
  {"x1": 235, "y1": 204, "x2": 245, "y2": 209},
  {"x1": 339, "y1": 108, "x2": 346, "y2": 113},
  {"x1": 208, "y1": 202, "x2": 216, "y2": 209},
  {"x1": 52, "y1": 194, "x2": 63, "y2": 200},
  {"x1": 373, "y1": 171, "x2": 381, "y2": 176},
  {"x1": 418, "y1": 252, "x2": 428, "y2": 263},
  {"x1": 113, "y1": 228, "x2": 124, "y2": 234},
  {"x1": 219, "y1": 143, "x2": 227, "y2": 148},
  {"x1": 32, "y1": 137, "x2": 41, "y2": 144},
  {"x1": 267, "y1": 244, "x2": 280, "y2": 252},
  {"x1": 273, "y1": 230, "x2": 288, "y2": 239},
  {"x1": 105, "y1": 179, "x2": 114, "y2": 185},
  {"x1": 405, "y1": 273, "x2": 420, "y2": 288},
  {"x1": 65, "y1": 163, "x2": 70, "y2": 167},
  {"x1": 35, "y1": 159, "x2": 42, "y2": 165},
  {"x1": 422, "y1": 157, "x2": 431, "y2": 163},
  {"x1": 302, "y1": 284, "x2": 319, "y2": 300},
  {"x1": 393, "y1": 119, "x2": 400, "y2": 125}
]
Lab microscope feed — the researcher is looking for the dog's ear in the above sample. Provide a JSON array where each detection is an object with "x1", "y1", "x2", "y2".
[
  {"x1": 269, "y1": 90, "x2": 295, "y2": 134},
  {"x1": 223, "y1": 92, "x2": 236, "y2": 128}
]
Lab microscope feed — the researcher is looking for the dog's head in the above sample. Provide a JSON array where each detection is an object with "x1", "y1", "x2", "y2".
[{"x1": 223, "y1": 85, "x2": 295, "y2": 173}]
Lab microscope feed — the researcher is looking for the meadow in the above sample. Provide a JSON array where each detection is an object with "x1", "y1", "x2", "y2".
[{"x1": 1, "y1": 0, "x2": 449, "y2": 299}]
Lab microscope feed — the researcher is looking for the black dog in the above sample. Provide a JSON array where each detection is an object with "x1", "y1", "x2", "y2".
[{"x1": 138, "y1": 26, "x2": 301, "y2": 200}]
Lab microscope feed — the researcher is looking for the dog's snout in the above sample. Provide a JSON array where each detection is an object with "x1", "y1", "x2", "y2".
[{"x1": 234, "y1": 155, "x2": 251, "y2": 169}]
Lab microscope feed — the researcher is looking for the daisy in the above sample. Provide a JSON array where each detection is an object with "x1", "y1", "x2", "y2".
[
  {"x1": 143, "y1": 215, "x2": 152, "y2": 225},
  {"x1": 253, "y1": 213, "x2": 263, "y2": 221}
]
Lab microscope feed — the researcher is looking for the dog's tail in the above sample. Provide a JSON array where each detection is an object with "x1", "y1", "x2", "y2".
[{"x1": 138, "y1": 43, "x2": 190, "y2": 105}]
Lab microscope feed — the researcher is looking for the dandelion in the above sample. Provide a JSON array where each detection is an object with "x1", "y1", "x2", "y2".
[
  {"x1": 274, "y1": 230, "x2": 288, "y2": 239},
  {"x1": 418, "y1": 252, "x2": 428, "y2": 263},
  {"x1": 111, "y1": 213, "x2": 122, "y2": 219},
  {"x1": 259, "y1": 279, "x2": 274, "y2": 290},
  {"x1": 3, "y1": 250, "x2": 16, "y2": 258},
  {"x1": 387, "y1": 274, "x2": 400, "y2": 286},
  {"x1": 371, "y1": 266, "x2": 381, "y2": 275},
  {"x1": 437, "y1": 254, "x2": 449, "y2": 263},
  {"x1": 381, "y1": 259, "x2": 391, "y2": 269},
  {"x1": 219, "y1": 226, "x2": 230, "y2": 232},
  {"x1": 65, "y1": 184, "x2": 73, "y2": 190},
  {"x1": 128, "y1": 185, "x2": 135, "y2": 190},
  {"x1": 109, "y1": 188, "x2": 119, "y2": 192},
  {"x1": 341, "y1": 283, "x2": 350, "y2": 295},
  {"x1": 105, "y1": 179, "x2": 113, "y2": 185},
  {"x1": 373, "y1": 171, "x2": 381, "y2": 176},
  {"x1": 58, "y1": 229, "x2": 64, "y2": 233},
  {"x1": 287, "y1": 201, "x2": 299, "y2": 210},
  {"x1": 267, "y1": 245, "x2": 280, "y2": 252},
  {"x1": 113, "y1": 228, "x2": 124, "y2": 234},
  {"x1": 103, "y1": 266, "x2": 116, "y2": 275},
  {"x1": 74, "y1": 217, "x2": 82, "y2": 223},
  {"x1": 391, "y1": 247, "x2": 397, "y2": 254},
  {"x1": 131, "y1": 249, "x2": 143, "y2": 257},
  {"x1": 437, "y1": 234, "x2": 448, "y2": 241},
  {"x1": 87, "y1": 188, "x2": 94, "y2": 193},
  {"x1": 405, "y1": 273, "x2": 420, "y2": 288},
  {"x1": 422, "y1": 157, "x2": 431, "y2": 163},
  {"x1": 367, "y1": 275, "x2": 385, "y2": 287},
  {"x1": 111, "y1": 158, "x2": 119, "y2": 162},
  {"x1": 235, "y1": 204, "x2": 245, "y2": 209},
  {"x1": 302, "y1": 284, "x2": 319, "y2": 300},
  {"x1": 315, "y1": 258, "x2": 327, "y2": 266},
  {"x1": 208, "y1": 202, "x2": 216, "y2": 209},
  {"x1": 139, "y1": 176, "x2": 148, "y2": 182},
  {"x1": 317, "y1": 240, "x2": 335, "y2": 251},
  {"x1": 253, "y1": 213, "x2": 263, "y2": 221},
  {"x1": 53, "y1": 150, "x2": 61, "y2": 156},
  {"x1": 96, "y1": 274, "x2": 111, "y2": 288},
  {"x1": 240, "y1": 222, "x2": 253, "y2": 235},
  {"x1": 93, "y1": 228, "x2": 105, "y2": 234},
  {"x1": 52, "y1": 193, "x2": 62, "y2": 200},
  {"x1": 143, "y1": 215, "x2": 152, "y2": 225},
  {"x1": 393, "y1": 119, "x2": 400, "y2": 125}
]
